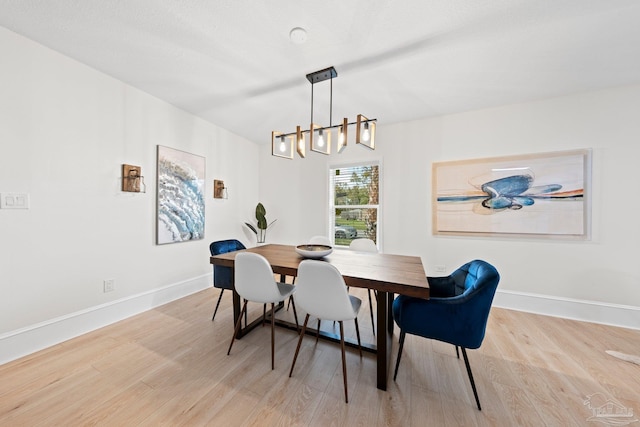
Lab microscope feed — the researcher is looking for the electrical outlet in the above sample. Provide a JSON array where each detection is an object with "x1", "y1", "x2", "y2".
[
  {"x1": 0, "y1": 193, "x2": 30, "y2": 209},
  {"x1": 435, "y1": 265, "x2": 446, "y2": 273},
  {"x1": 103, "y1": 279, "x2": 115, "y2": 293}
]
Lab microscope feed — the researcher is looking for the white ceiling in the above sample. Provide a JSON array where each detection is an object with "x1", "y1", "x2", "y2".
[{"x1": 2, "y1": 0, "x2": 640, "y2": 144}]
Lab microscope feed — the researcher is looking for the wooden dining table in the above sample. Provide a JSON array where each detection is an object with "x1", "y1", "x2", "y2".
[{"x1": 209, "y1": 243, "x2": 429, "y2": 391}]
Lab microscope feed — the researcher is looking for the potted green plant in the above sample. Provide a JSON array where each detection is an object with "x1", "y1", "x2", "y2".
[{"x1": 244, "y1": 202, "x2": 277, "y2": 243}]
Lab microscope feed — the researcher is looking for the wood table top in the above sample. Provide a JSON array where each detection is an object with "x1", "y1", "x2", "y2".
[{"x1": 210, "y1": 243, "x2": 429, "y2": 299}]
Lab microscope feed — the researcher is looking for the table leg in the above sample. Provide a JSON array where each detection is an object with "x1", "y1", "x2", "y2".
[
  {"x1": 388, "y1": 292, "x2": 394, "y2": 334},
  {"x1": 376, "y1": 291, "x2": 393, "y2": 390}
]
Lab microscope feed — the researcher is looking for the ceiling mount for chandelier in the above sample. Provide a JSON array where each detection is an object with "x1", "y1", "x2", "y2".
[{"x1": 272, "y1": 66, "x2": 376, "y2": 159}]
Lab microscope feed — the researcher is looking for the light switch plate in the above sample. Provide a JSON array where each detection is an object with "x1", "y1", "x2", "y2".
[{"x1": 0, "y1": 193, "x2": 30, "y2": 209}]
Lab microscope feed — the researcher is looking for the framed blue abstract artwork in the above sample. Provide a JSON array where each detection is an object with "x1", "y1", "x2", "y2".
[
  {"x1": 156, "y1": 145, "x2": 206, "y2": 244},
  {"x1": 432, "y1": 149, "x2": 591, "y2": 238}
]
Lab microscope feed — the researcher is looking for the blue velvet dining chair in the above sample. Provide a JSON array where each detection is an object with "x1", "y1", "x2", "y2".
[
  {"x1": 210, "y1": 239, "x2": 246, "y2": 321},
  {"x1": 392, "y1": 259, "x2": 500, "y2": 410}
]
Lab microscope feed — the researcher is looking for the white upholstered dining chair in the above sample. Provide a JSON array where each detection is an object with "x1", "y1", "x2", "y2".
[
  {"x1": 349, "y1": 238, "x2": 377, "y2": 252},
  {"x1": 227, "y1": 252, "x2": 298, "y2": 370},
  {"x1": 288, "y1": 260, "x2": 362, "y2": 403}
]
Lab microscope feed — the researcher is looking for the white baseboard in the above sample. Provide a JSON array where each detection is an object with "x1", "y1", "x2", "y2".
[
  {"x1": 0, "y1": 274, "x2": 212, "y2": 366},
  {"x1": 494, "y1": 289, "x2": 640, "y2": 330},
  {"x1": 2, "y1": 283, "x2": 637, "y2": 366}
]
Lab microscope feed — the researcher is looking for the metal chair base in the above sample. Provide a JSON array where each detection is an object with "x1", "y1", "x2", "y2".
[{"x1": 393, "y1": 330, "x2": 482, "y2": 410}]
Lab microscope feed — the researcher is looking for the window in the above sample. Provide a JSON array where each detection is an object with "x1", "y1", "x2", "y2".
[{"x1": 329, "y1": 162, "x2": 380, "y2": 247}]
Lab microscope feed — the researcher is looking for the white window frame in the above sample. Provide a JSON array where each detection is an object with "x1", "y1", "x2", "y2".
[{"x1": 329, "y1": 161, "x2": 381, "y2": 249}]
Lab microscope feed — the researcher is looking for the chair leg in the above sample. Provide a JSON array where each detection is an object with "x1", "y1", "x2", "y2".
[
  {"x1": 339, "y1": 321, "x2": 349, "y2": 403},
  {"x1": 461, "y1": 347, "x2": 481, "y2": 411},
  {"x1": 368, "y1": 290, "x2": 375, "y2": 335},
  {"x1": 211, "y1": 289, "x2": 225, "y2": 321},
  {"x1": 271, "y1": 303, "x2": 275, "y2": 370},
  {"x1": 289, "y1": 314, "x2": 310, "y2": 377},
  {"x1": 290, "y1": 296, "x2": 299, "y2": 331},
  {"x1": 227, "y1": 300, "x2": 248, "y2": 356},
  {"x1": 354, "y1": 318, "x2": 363, "y2": 358},
  {"x1": 262, "y1": 304, "x2": 267, "y2": 326},
  {"x1": 393, "y1": 330, "x2": 406, "y2": 381},
  {"x1": 455, "y1": 345, "x2": 460, "y2": 359}
]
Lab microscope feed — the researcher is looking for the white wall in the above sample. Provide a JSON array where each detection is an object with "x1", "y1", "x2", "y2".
[
  {"x1": 0, "y1": 27, "x2": 259, "y2": 357},
  {"x1": 2, "y1": 23, "x2": 638, "y2": 364},
  {"x1": 259, "y1": 85, "x2": 640, "y2": 326}
]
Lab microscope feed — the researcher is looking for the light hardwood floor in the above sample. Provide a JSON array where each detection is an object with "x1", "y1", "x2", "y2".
[{"x1": 1, "y1": 287, "x2": 638, "y2": 426}]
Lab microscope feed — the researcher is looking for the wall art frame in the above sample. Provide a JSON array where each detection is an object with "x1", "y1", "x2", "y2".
[
  {"x1": 432, "y1": 149, "x2": 591, "y2": 238},
  {"x1": 156, "y1": 145, "x2": 206, "y2": 244}
]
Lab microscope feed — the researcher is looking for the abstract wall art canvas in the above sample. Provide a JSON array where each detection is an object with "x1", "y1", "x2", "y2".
[
  {"x1": 432, "y1": 149, "x2": 591, "y2": 238},
  {"x1": 156, "y1": 146, "x2": 205, "y2": 244}
]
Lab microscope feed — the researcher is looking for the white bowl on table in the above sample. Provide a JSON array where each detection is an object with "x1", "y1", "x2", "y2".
[{"x1": 295, "y1": 244, "x2": 333, "y2": 259}]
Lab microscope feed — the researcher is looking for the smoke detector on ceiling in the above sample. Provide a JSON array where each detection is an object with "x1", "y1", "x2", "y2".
[{"x1": 289, "y1": 27, "x2": 307, "y2": 44}]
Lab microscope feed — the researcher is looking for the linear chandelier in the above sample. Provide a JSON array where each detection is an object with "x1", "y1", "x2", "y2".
[{"x1": 272, "y1": 66, "x2": 376, "y2": 159}]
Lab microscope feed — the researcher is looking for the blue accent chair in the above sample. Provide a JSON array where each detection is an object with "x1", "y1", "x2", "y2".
[
  {"x1": 392, "y1": 260, "x2": 500, "y2": 410},
  {"x1": 210, "y1": 239, "x2": 246, "y2": 321}
]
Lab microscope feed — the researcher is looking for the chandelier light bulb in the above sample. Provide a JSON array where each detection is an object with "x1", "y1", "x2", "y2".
[
  {"x1": 362, "y1": 123, "x2": 370, "y2": 142},
  {"x1": 318, "y1": 129, "x2": 325, "y2": 147},
  {"x1": 338, "y1": 121, "x2": 347, "y2": 147}
]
